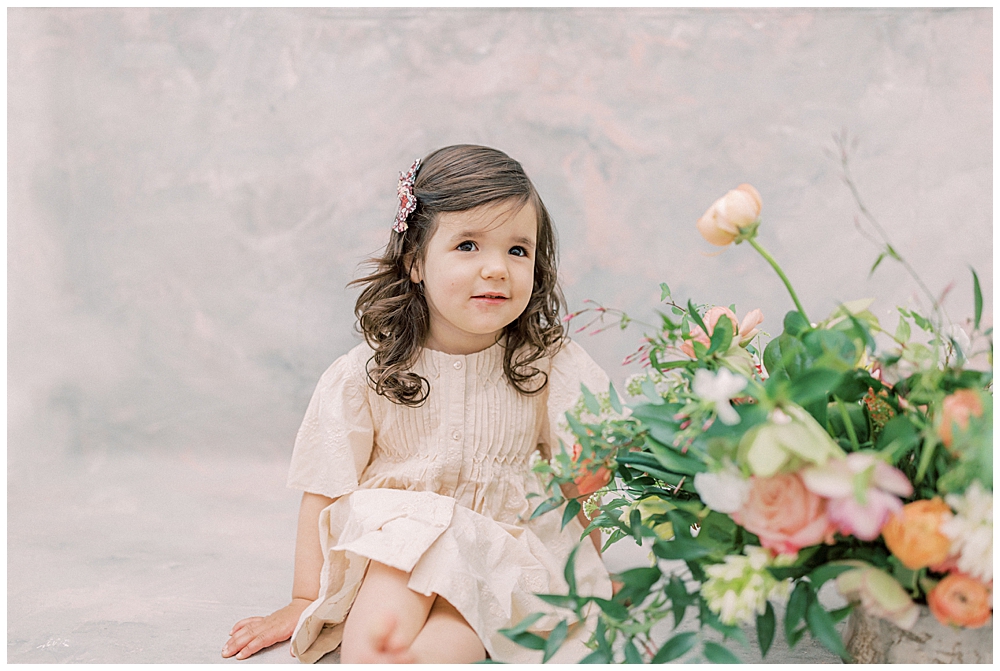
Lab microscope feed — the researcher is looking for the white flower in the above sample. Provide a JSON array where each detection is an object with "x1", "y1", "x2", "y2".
[
  {"x1": 692, "y1": 368, "x2": 747, "y2": 425},
  {"x1": 700, "y1": 547, "x2": 795, "y2": 626},
  {"x1": 694, "y1": 464, "x2": 752, "y2": 514},
  {"x1": 941, "y1": 481, "x2": 993, "y2": 583}
]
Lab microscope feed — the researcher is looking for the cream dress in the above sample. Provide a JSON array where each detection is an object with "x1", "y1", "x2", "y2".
[{"x1": 286, "y1": 339, "x2": 613, "y2": 663}]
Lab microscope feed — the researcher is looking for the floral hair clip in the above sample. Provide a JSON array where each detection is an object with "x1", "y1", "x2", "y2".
[{"x1": 392, "y1": 158, "x2": 421, "y2": 233}]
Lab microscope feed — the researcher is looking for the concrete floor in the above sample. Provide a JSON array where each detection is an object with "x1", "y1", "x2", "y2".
[{"x1": 8, "y1": 450, "x2": 842, "y2": 663}]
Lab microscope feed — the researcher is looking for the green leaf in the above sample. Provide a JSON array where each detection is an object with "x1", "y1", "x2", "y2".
[
  {"x1": 703, "y1": 641, "x2": 743, "y2": 664},
  {"x1": 529, "y1": 496, "x2": 565, "y2": 520},
  {"x1": 972, "y1": 267, "x2": 983, "y2": 330},
  {"x1": 660, "y1": 282, "x2": 672, "y2": 301},
  {"x1": 504, "y1": 631, "x2": 546, "y2": 650},
  {"x1": 894, "y1": 315, "x2": 911, "y2": 343},
  {"x1": 651, "y1": 538, "x2": 712, "y2": 560},
  {"x1": 869, "y1": 251, "x2": 886, "y2": 277},
  {"x1": 499, "y1": 611, "x2": 544, "y2": 636},
  {"x1": 688, "y1": 300, "x2": 708, "y2": 334},
  {"x1": 647, "y1": 438, "x2": 708, "y2": 476},
  {"x1": 807, "y1": 563, "x2": 855, "y2": 590},
  {"x1": 629, "y1": 508, "x2": 643, "y2": 542},
  {"x1": 666, "y1": 575, "x2": 692, "y2": 628},
  {"x1": 784, "y1": 581, "x2": 810, "y2": 645},
  {"x1": 652, "y1": 631, "x2": 698, "y2": 663},
  {"x1": 805, "y1": 600, "x2": 850, "y2": 660},
  {"x1": 581, "y1": 384, "x2": 602, "y2": 416},
  {"x1": 579, "y1": 649, "x2": 612, "y2": 664},
  {"x1": 614, "y1": 566, "x2": 661, "y2": 606},
  {"x1": 641, "y1": 377, "x2": 664, "y2": 404},
  {"x1": 910, "y1": 311, "x2": 933, "y2": 332},
  {"x1": 563, "y1": 545, "x2": 578, "y2": 596},
  {"x1": 788, "y1": 368, "x2": 842, "y2": 406},
  {"x1": 535, "y1": 593, "x2": 579, "y2": 609},
  {"x1": 541, "y1": 619, "x2": 569, "y2": 663},
  {"x1": 561, "y1": 498, "x2": 581, "y2": 530},
  {"x1": 783, "y1": 310, "x2": 811, "y2": 336},
  {"x1": 592, "y1": 597, "x2": 630, "y2": 621},
  {"x1": 876, "y1": 415, "x2": 919, "y2": 462},
  {"x1": 623, "y1": 639, "x2": 642, "y2": 664},
  {"x1": 608, "y1": 382, "x2": 623, "y2": 414},
  {"x1": 757, "y1": 601, "x2": 776, "y2": 658},
  {"x1": 707, "y1": 314, "x2": 734, "y2": 355}
]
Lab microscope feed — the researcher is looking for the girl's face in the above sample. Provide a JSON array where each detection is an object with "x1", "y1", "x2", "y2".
[{"x1": 410, "y1": 199, "x2": 537, "y2": 355}]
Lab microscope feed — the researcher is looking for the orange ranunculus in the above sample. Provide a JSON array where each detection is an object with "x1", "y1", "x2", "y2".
[
  {"x1": 570, "y1": 443, "x2": 612, "y2": 497},
  {"x1": 881, "y1": 498, "x2": 953, "y2": 570},
  {"x1": 927, "y1": 573, "x2": 993, "y2": 628},
  {"x1": 696, "y1": 184, "x2": 762, "y2": 246},
  {"x1": 937, "y1": 389, "x2": 984, "y2": 449}
]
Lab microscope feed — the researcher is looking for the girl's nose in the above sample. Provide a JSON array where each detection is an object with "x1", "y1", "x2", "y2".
[{"x1": 480, "y1": 254, "x2": 508, "y2": 280}]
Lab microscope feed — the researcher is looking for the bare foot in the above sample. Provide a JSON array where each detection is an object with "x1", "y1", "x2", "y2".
[{"x1": 361, "y1": 613, "x2": 415, "y2": 663}]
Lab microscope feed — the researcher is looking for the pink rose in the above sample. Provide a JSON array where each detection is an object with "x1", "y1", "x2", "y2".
[
  {"x1": 696, "y1": 184, "x2": 762, "y2": 246},
  {"x1": 681, "y1": 306, "x2": 765, "y2": 358},
  {"x1": 733, "y1": 473, "x2": 836, "y2": 555}
]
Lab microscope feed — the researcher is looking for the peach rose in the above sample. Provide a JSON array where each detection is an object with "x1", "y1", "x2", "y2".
[
  {"x1": 732, "y1": 473, "x2": 835, "y2": 555},
  {"x1": 697, "y1": 184, "x2": 762, "y2": 246},
  {"x1": 681, "y1": 306, "x2": 765, "y2": 357},
  {"x1": 881, "y1": 498, "x2": 953, "y2": 570},
  {"x1": 937, "y1": 389, "x2": 984, "y2": 449},
  {"x1": 927, "y1": 573, "x2": 993, "y2": 628},
  {"x1": 571, "y1": 443, "x2": 612, "y2": 497}
]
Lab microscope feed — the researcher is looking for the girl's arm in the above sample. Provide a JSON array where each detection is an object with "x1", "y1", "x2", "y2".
[{"x1": 222, "y1": 491, "x2": 335, "y2": 660}]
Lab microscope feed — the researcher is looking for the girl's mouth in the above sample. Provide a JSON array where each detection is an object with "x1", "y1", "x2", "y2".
[{"x1": 472, "y1": 294, "x2": 508, "y2": 304}]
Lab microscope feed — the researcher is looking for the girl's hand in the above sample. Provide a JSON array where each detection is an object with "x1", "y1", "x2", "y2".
[{"x1": 222, "y1": 598, "x2": 310, "y2": 660}]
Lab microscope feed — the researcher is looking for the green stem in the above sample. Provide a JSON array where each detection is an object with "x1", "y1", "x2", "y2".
[{"x1": 747, "y1": 237, "x2": 810, "y2": 324}]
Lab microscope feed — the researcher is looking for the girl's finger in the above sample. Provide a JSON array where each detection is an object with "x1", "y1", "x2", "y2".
[{"x1": 230, "y1": 616, "x2": 261, "y2": 635}]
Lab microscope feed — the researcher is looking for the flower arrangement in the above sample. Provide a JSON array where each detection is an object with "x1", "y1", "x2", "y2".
[{"x1": 507, "y1": 151, "x2": 992, "y2": 663}]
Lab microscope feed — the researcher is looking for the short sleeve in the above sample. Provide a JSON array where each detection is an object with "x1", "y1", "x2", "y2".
[
  {"x1": 540, "y1": 340, "x2": 612, "y2": 460},
  {"x1": 286, "y1": 346, "x2": 374, "y2": 499}
]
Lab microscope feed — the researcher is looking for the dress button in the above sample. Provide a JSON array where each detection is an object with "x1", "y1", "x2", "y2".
[
  {"x1": 452, "y1": 430, "x2": 461, "y2": 441},
  {"x1": 453, "y1": 360, "x2": 463, "y2": 370}
]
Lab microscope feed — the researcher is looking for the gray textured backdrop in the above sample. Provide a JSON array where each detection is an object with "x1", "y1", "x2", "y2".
[
  {"x1": 9, "y1": 6, "x2": 992, "y2": 466},
  {"x1": 6, "y1": 8, "x2": 993, "y2": 664}
]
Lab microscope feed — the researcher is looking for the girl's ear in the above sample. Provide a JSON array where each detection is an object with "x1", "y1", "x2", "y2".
[{"x1": 406, "y1": 252, "x2": 422, "y2": 284}]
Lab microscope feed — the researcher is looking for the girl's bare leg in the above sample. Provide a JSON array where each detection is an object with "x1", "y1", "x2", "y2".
[
  {"x1": 340, "y1": 561, "x2": 435, "y2": 663},
  {"x1": 408, "y1": 596, "x2": 486, "y2": 663}
]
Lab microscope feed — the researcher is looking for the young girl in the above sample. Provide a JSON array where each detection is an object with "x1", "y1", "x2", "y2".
[{"x1": 222, "y1": 145, "x2": 613, "y2": 663}]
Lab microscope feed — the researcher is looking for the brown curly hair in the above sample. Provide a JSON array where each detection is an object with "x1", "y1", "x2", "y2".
[{"x1": 350, "y1": 145, "x2": 566, "y2": 406}]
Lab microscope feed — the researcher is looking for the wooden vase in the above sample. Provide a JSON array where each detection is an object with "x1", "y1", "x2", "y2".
[{"x1": 844, "y1": 605, "x2": 992, "y2": 664}]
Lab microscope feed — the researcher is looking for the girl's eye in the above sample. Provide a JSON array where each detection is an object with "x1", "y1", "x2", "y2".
[
  {"x1": 457, "y1": 241, "x2": 477, "y2": 252},
  {"x1": 509, "y1": 246, "x2": 528, "y2": 257}
]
